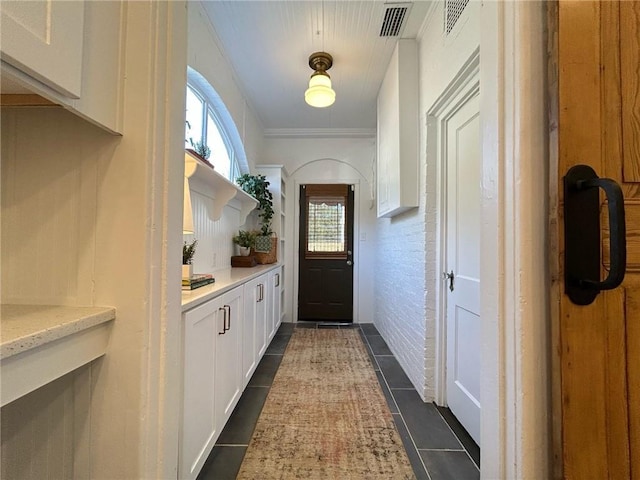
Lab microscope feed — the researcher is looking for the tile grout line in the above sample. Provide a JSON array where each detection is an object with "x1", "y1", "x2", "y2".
[
  {"x1": 362, "y1": 327, "x2": 480, "y2": 474},
  {"x1": 432, "y1": 404, "x2": 480, "y2": 471},
  {"x1": 417, "y1": 448, "x2": 467, "y2": 452},
  {"x1": 360, "y1": 329, "x2": 432, "y2": 480}
]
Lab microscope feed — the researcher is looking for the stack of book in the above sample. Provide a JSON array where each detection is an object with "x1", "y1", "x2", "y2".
[{"x1": 182, "y1": 273, "x2": 215, "y2": 291}]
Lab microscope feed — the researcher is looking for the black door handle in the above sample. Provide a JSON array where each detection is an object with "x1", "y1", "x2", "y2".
[
  {"x1": 564, "y1": 165, "x2": 626, "y2": 305},
  {"x1": 444, "y1": 271, "x2": 454, "y2": 292}
]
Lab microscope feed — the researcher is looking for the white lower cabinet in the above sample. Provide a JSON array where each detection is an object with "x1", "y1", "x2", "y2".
[
  {"x1": 180, "y1": 266, "x2": 283, "y2": 479},
  {"x1": 180, "y1": 286, "x2": 242, "y2": 480}
]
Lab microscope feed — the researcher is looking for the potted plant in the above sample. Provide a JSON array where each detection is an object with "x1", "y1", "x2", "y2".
[
  {"x1": 185, "y1": 134, "x2": 214, "y2": 169},
  {"x1": 236, "y1": 173, "x2": 274, "y2": 242},
  {"x1": 236, "y1": 174, "x2": 277, "y2": 264},
  {"x1": 182, "y1": 239, "x2": 197, "y2": 280},
  {"x1": 232, "y1": 230, "x2": 256, "y2": 256}
]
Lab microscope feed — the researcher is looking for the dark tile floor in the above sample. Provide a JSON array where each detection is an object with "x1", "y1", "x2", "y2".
[{"x1": 197, "y1": 322, "x2": 480, "y2": 480}]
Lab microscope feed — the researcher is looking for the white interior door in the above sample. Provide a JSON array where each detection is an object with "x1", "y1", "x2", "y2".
[{"x1": 445, "y1": 92, "x2": 481, "y2": 445}]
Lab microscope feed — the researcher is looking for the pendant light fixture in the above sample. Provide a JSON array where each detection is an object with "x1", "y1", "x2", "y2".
[{"x1": 305, "y1": 51, "x2": 336, "y2": 108}]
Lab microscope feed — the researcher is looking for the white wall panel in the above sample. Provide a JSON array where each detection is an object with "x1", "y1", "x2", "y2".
[
  {"x1": 186, "y1": 180, "x2": 240, "y2": 274},
  {"x1": 0, "y1": 363, "x2": 92, "y2": 479},
  {"x1": 1, "y1": 108, "x2": 115, "y2": 305}
]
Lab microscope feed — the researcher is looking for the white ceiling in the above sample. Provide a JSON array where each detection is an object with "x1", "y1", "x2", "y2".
[{"x1": 200, "y1": 1, "x2": 432, "y2": 133}]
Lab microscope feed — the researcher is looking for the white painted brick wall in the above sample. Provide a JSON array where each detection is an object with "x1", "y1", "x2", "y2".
[
  {"x1": 374, "y1": 1, "x2": 480, "y2": 402},
  {"x1": 374, "y1": 188, "x2": 432, "y2": 400}
]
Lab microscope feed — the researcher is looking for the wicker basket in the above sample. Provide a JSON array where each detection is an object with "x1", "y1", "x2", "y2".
[{"x1": 252, "y1": 235, "x2": 277, "y2": 264}]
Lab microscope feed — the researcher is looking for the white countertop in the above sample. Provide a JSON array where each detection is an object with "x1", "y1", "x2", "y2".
[
  {"x1": 182, "y1": 264, "x2": 281, "y2": 312},
  {"x1": 1, "y1": 304, "x2": 116, "y2": 360}
]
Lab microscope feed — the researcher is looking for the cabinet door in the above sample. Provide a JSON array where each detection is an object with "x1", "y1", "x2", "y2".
[
  {"x1": 0, "y1": 1, "x2": 84, "y2": 97},
  {"x1": 72, "y1": 0, "x2": 124, "y2": 132},
  {"x1": 215, "y1": 286, "x2": 244, "y2": 428},
  {"x1": 271, "y1": 267, "x2": 282, "y2": 335},
  {"x1": 181, "y1": 300, "x2": 219, "y2": 480},
  {"x1": 242, "y1": 278, "x2": 258, "y2": 386},
  {"x1": 376, "y1": 40, "x2": 419, "y2": 218},
  {"x1": 253, "y1": 275, "x2": 268, "y2": 358}
]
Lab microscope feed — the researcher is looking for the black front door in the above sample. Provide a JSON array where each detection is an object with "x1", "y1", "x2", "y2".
[{"x1": 298, "y1": 184, "x2": 354, "y2": 322}]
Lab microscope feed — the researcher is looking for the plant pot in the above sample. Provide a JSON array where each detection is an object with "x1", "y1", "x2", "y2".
[
  {"x1": 238, "y1": 246, "x2": 251, "y2": 256},
  {"x1": 254, "y1": 235, "x2": 273, "y2": 253},
  {"x1": 182, "y1": 264, "x2": 193, "y2": 281},
  {"x1": 251, "y1": 236, "x2": 277, "y2": 264},
  {"x1": 185, "y1": 148, "x2": 214, "y2": 169}
]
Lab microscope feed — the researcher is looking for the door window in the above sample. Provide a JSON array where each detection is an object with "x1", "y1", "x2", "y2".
[{"x1": 304, "y1": 184, "x2": 349, "y2": 259}]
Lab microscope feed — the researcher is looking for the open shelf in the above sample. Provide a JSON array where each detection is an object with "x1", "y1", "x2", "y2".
[{"x1": 185, "y1": 150, "x2": 258, "y2": 223}]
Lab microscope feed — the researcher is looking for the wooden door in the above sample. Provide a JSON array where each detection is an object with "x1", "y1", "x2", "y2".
[
  {"x1": 557, "y1": 1, "x2": 639, "y2": 478},
  {"x1": 445, "y1": 92, "x2": 481, "y2": 445},
  {"x1": 298, "y1": 184, "x2": 355, "y2": 322}
]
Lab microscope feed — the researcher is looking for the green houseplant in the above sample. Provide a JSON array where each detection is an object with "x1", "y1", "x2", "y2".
[
  {"x1": 236, "y1": 174, "x2": 274, "y2": 236},
  {"x1": 182, "y1": 239, "x2": 197, "y2": 279},
  {"x1": 232, "y1": 230, "x2": 256, "y2": 256},
  {"x1": 236, "y1": 174, "x2": 276, "y2": 263},
  {"x1": 190, "y1": 140, "x2": 211, "y2": 161}
]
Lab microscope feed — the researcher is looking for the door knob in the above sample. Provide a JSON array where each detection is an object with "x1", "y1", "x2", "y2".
[{"x1": 444, "y1": 271, "x2": 455, "y2": 292}]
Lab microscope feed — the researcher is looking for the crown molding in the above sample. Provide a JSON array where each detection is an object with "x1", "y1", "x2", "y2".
[{"x1": 263, "y1": 128, "x2": 376, "y2": 139}]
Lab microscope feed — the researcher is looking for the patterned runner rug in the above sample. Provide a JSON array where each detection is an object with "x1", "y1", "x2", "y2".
[{"x1": 237, "y1": 328, "x2": 416, "y2": 479}]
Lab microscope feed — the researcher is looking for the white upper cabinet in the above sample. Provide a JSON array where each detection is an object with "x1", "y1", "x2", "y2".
[
  {"x1": 0, "y1": 0, "x2": 125, "y2": 134},
  {"x1": 376, "y1": 39, "x2": 419, "y2": 218},
  {"x1": 71, "y1": 0, "x2": 125, "y2": 133},
  {"x1": 0, "y1": 0, "x2": 85, "y2": 98}
]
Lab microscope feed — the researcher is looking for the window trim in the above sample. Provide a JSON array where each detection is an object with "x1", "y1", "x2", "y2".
[{"x1": 185, "y1": 67, "x2": 249, "y2": 180}]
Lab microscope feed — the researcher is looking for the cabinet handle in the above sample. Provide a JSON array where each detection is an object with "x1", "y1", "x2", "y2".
[
  {"x1": 257, "y1": 284, "x2": 264, "y2": 302},
  {"x1": 218, "y1": 306, "x2": 226, "y2": 335},
  {"x1": 275, "y1": 273, "x2": 280, "y2": 287},
  {"x1": 224, "y1": 305, "x2": 231, "y2": 331}
]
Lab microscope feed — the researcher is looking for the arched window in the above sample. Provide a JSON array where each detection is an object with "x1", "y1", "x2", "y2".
[{"x1": 185, "y1": 69, "x2": 247, "y2": 181}]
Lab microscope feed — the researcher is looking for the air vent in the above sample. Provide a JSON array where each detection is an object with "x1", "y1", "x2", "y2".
[
  {"x1": 379, "y1": 4, "x2": 410, "y2": 37},
  {"x1": 445, "y1": 0, "x2": 469, "y2": 35}
]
